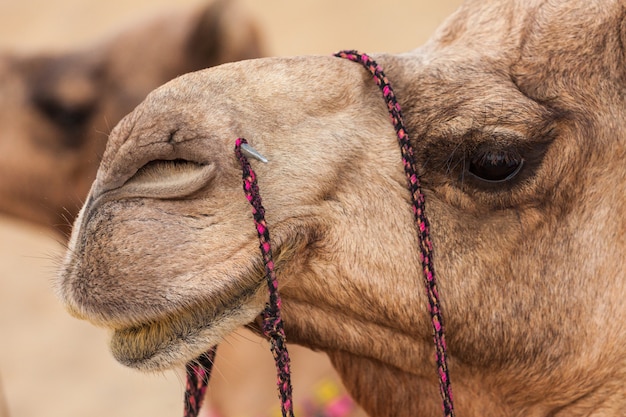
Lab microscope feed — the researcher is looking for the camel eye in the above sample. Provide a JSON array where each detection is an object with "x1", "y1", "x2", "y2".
[{"x1": 468, "y1": 149, "x2": 524, "y2": 183}]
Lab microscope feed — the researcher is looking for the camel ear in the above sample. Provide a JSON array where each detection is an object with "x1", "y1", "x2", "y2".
[{"x1": 184, "y1": 0, "x2": 265, "y2": 69}]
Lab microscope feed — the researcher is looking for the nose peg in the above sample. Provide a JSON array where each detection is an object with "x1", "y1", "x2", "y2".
[{"x1": 240, "y1": 143, "x2": 269, "y2": 163}]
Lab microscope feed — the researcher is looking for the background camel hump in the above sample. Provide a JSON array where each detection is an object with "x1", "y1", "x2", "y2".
[
  {"x1": 185, "y1": 0, "x2": 265, "y2": 66},
  {"x1": 0, "y1": 0, "x2": 264, "y2": 235},
  {"x1": 102, "y1": 0, "x2": 265, "y2": 93}
]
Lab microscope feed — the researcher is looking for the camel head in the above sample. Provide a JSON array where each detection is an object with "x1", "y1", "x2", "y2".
[
  {"x1": 0, "y1": 0, "x2": 263, "y2": 235},
  {"x1": 59, "y1": 0, "x2": 626, "y2": 415}
]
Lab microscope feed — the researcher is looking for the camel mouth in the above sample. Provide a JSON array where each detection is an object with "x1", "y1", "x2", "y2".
[
  {"x1": 61, "y1": 195, "x2": 311, "y2": 372},
  {"x1": 108, "y1": 279, "x2": 267, "y2": 372},
  {"x1": 105, "y1": 235, "x2": 304, "y2": 371}
]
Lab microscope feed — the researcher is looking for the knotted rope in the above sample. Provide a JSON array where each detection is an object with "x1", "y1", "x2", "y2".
[
  {"x1": 183, "y1": 137, "x2": 294, "y2": 417},
  {"x1": 183, "y1": 50, "x2": 454, "y2": 417},
  {"x1": 235, "y1": 137, "x2": 295, "y2": 417}
]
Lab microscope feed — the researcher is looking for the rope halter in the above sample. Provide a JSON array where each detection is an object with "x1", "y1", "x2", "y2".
[{"x1": 183, "y1": 50, "x2": 454, "y2": 417}]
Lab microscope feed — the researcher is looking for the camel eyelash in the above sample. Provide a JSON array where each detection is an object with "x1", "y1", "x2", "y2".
[{"x1": 423, "y1": 127, "x2": 555, "y2": 196}]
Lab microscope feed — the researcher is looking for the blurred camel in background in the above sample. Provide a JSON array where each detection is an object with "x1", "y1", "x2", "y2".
[
  {"x1": 0, "y1": 1, "x2": 364, "y2": 416},
  {"x1": 0, "y1": 0, "x2": 261, "y2": 236}
]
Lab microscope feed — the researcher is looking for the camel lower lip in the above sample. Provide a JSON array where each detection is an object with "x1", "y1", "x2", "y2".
[
  {"x1": 109, "y1": 283, "x2": 266, "y2": 371},
  {"x1": 110, "y1": 316, "x2": 208, "y2": 370}
]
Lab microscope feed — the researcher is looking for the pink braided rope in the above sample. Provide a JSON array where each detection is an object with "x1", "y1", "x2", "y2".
[
  {"x1": 184, "y1": 348, "x2": 217, "y2": 417},
  {"x1": 235, "y1": 137, "x2": 295, "y2": 417},
  {"x1": 335, "y1": 50, "x2": 455, "y2": 416},
  {"x1": 183, "y1": 139, "x2": 295, "y2": 417}
]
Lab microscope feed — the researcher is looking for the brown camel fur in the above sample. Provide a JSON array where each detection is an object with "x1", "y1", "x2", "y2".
[
  {"x1": 0, "y1": 0, "x2": 262, "y2": 236},
  {"x1": 59, "y1": 0, "x2": 626, "y2": 415}
]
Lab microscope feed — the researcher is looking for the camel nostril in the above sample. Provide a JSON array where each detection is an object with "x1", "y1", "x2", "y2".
[
  {"x1": 134, "y1": 159, "x2": 202, "y2": 179},
  {"x1": 122, "y1": 159, "x2": 217, "y2": 199}
]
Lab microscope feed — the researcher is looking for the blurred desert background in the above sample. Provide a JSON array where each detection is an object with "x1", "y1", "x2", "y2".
[{"x1": 0, "y1": 1, "x2": 462, "y2": 416}]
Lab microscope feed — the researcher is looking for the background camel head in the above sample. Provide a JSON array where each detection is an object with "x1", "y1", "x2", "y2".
[
  {"x1": 0, "y1": 0, "x2": 262, "y2": 236},
  {"x1": 59, "y1": 0, "x2": 626, "y2": 415}
]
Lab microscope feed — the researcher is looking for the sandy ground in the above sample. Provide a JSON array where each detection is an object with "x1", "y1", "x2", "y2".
[{"x1": 0, "y1": 1, "x2": 463, "y2": 416}]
